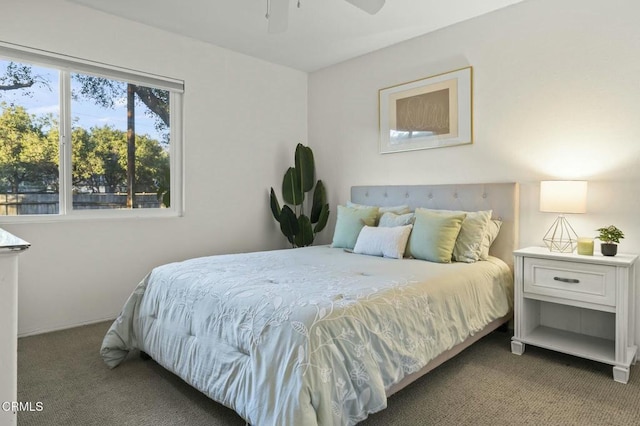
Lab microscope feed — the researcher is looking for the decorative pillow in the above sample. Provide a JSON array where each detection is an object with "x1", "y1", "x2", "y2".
[
  {"x1": 480, "y1": 219, "x2": 503, "y2": 260},
  {"x1": 353, "y1": 225, "x2": 413, "y2": 259},
  {"x1": 346, "y1": 202, "x2": 411, "y2": 222},
  {"x1": 407, "y1": 210, "x2": 465, "y2": 263},
  {"x1": 331, "y1": 205, "x2": 378, "y2": 249},
  {"x1": 416, "y1": 208, "x2": 492, "y2": 263},
  {"x1": 378, "y1": 212, "x2": 415, "y2": 228}
]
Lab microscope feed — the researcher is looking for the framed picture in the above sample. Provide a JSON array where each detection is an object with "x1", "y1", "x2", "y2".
[{"x1": 379, "y1": 66, "x2": 472, "y2": 154}]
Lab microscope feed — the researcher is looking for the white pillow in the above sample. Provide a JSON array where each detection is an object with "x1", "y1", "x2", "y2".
[
  {"x1": 353, "y1": 225, "x2": 413, "y2": 259},
  {"x1": 480, "y1": 219, "x2": 502, "y2": 260},
  {"x1": 379, "y1": 212, "x2": 415, "y2": 227}
]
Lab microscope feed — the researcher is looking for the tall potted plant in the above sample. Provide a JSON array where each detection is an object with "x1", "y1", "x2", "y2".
[
  {"x1": 270, "y1": 143, "x2": 329, "y2": 247},
  {"x1": 596, "y1": 225, "x2": 624, "y2": 256}
]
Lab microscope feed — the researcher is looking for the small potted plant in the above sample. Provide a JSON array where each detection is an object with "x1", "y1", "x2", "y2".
[{"x1": 596, "y1": 225, "x2": 624, "y2": 256}]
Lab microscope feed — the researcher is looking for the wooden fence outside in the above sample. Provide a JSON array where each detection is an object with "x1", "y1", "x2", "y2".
[{"x1": 0, "y1": 193, "x2": 161, "y2": 215}]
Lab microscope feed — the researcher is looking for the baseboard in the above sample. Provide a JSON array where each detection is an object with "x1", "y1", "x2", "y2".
[{"x1": 18, "y1": 316, "x2": 117, "y2": 338}]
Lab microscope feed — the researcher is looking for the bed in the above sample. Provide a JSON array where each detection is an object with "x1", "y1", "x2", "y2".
[{"x1": 101, "y1": 183, "x2": 519, "y2": 425}]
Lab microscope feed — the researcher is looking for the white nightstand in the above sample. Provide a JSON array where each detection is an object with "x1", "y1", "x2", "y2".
[
  {"x1": 511, "y1": 246, "x2": 638, "y2": 383},
  {"x1": 0, "y1": 229, "x2": 30, "y2": 426}
]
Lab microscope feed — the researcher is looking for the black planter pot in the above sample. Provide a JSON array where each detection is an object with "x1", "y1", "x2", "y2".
[{"x1": 601, "y1": 243, "x2": 618, "y2": 256}]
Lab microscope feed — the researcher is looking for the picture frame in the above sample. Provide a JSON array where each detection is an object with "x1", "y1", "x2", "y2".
[{"x1": 379, "y1": 66, "x2": 473, "y2": 154}]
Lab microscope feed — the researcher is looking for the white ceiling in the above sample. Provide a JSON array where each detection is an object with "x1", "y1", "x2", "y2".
[{"x1": 67, "y1": 0, "x2": 524, "y2": 72}]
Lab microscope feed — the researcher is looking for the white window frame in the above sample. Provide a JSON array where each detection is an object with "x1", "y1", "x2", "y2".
[{"x1": 0, "y1": 41, "x2": 184, "y2": 222}]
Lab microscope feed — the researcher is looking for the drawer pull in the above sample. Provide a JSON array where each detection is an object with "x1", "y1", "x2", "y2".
[{"x1": 554, "y1": 277, "x2": 580, "y2": 284}]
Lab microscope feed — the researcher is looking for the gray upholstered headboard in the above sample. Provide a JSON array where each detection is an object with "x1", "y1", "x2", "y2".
[{"x1": 351, "y1": 183, "x2": 519, "y2": 268}]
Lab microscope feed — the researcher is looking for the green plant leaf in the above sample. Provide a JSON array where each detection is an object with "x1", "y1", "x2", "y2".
[
  {"x1": 280, "y1": 205, "x2": 298, "y2": 245},
  {"x1": 313, "y1": 204, "x2": 329, "y2": 233},
  {"x1": 596, "y1": 225, "x2": 624, "y2": 244},
  {"x1": 310, "y1": 179, "x2": 327, "y2": 223},
  {"x1": 269, "y1": 187, "x2": 281, "y2": 222},
  {"x1": 295, "y1": 214, "x2": 314, "y2": 247},
  {"x1": 295, "y1": 144, "x2": 315, "y2": 193},
  {"x1": 282, "y1": 167, "x2": 304, "y2": 206}
]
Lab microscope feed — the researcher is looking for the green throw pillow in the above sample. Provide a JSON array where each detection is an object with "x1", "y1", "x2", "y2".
[
  {"x1": 407, "y1": 209, "x2": 465, "y2": 263},
  {"x1": 416, "y1": 208, "x2": 492, "y2": 263},
  {"x1": 346, "y1": 202, "x2": 411, "y2": 223},
  {"x1": 331, "y1": 205, "x2": 378, "y2": 249}
]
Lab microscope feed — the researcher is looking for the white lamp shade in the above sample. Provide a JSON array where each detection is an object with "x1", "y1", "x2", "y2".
[{"x1": 540, "y1": 181, "x2": 587, "y2": 214}]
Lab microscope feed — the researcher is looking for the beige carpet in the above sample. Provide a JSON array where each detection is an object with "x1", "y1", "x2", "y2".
[{"x1": 18, "y1": 321, "x2": 640, "y2": 425}]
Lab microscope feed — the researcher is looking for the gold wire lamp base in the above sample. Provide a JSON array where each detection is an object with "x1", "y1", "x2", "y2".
[{"x1": 543, "y1": 215, "x2": 578, "y2": 253}]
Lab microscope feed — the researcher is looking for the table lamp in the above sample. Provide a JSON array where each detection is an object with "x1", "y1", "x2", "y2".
[{"x1": 540, "y1": 180, "x2": 587, "y2": 253}]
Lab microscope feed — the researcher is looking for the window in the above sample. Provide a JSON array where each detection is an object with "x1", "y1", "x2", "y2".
[{"x1": 0, "y1": 43, "x2": 183, "y2": 218}]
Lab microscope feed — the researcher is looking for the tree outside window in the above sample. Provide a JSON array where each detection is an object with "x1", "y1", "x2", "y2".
[{"x1": 0, "y1": 57, "x2": 177, "y2": 215}]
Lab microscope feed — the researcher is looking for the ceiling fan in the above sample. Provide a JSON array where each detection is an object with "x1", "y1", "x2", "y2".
[{"x1": 266, "y1": 0, "x2": 386, "y2": 34}]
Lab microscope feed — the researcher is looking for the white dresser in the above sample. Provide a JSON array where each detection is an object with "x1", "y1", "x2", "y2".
[
  {"x1": 0, "y1": 229, "x2": 30, "y2": 426},
  {"x1": 511, "y1": 246, "x2": 638, "y2": 383}
]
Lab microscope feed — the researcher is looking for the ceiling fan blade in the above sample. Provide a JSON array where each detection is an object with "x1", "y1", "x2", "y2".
[
  {"x1": 344, "y1": 0, "x2": 385, "y2": 15},
  {"x1": 268, "y1": 0, "x2": 289, "y2": 34}
]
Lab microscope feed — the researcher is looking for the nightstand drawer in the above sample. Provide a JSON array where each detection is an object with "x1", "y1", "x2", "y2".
[{"x1": 524, "y1": 258, "x2": 616, "y2": 307}]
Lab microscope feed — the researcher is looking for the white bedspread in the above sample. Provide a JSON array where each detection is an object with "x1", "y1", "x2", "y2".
[{"x1": 101, "y1": 246, "x2": 512, "y2": 425}]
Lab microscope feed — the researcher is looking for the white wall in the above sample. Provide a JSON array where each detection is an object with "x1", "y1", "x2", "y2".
[
  {"x1": 1, "y1": 0, "x2": 307, "y2": 335},
  {"x1": 309, "y1": 0, "x2": 640, "y2": 339}
]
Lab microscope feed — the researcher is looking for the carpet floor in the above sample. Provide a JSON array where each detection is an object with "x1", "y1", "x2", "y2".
[{"x1": 18, "y1": 321, "x2": 640, "y2": 425}]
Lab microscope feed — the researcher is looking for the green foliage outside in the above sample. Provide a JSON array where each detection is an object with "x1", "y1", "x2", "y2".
[
  {"x1": 0, "y1": 104, "x2": 57, "y2": 193},
  {"x1": 73, "y1": 74, "x2": 170, "y2": 142},
  {"x1": 0, "y1": 103, "x2": 169, "y2": 200},
  {"x1": 0, "y1": 60, "x2": 171, "y2": 208}
]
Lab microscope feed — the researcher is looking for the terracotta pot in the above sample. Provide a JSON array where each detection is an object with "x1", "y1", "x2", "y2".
[{"x1": 601, "y1": 243, "x2": 618, "y2": 256}]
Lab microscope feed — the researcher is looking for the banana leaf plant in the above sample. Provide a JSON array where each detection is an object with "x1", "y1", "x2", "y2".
[{"x1": 270, "y1": 143, "x2": 330, "y2": 247}]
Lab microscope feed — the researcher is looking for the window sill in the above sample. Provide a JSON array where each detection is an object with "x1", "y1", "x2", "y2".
[{"x1": 0, "y1": 208, "x2": 183, "y2": 224}]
